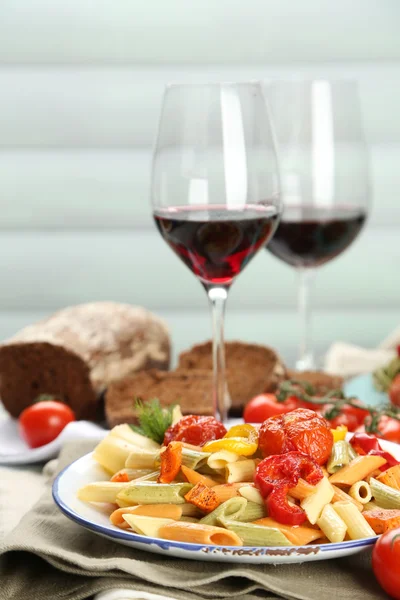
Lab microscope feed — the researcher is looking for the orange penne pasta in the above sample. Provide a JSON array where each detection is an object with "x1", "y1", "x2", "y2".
[
  {"x1": 158, "y1": 521, "x2": 242, "y2": 546},
  {"x1": 253, "y1": 517, "x2": 324, "y2": 545},
  {"x1": 110, "y1": 504, "x2": 182, "y2": 528},
  {"x1": 212, "y1": 484, "x2": 240, "y2": 503},
  {"x1": 331, "y1": 485, "x2": 363, "y2": 511},
  {"x1": 181, "y1": 465, "x2": 219, "y2": 488},
  {"x1": 289, "y1": 478, "x2": 317, "y2": 500},
  {"x1": 329, "y1": 456, "x2": 387, "y2": 486}
]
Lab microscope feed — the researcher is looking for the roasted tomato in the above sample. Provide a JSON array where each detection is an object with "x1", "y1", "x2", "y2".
[
  {"x1": 389, "y1": 374, "x2": 400, "y2": 408},
  {"x1": 243, "y1": 393, "x2": 298, "y2": 423},
  {"x1": 255, "y1": 452, "x2": 323, "y2": 525},
  {"x1": 163, "y1": 415, "x2": 227, "y2": 447},
  {"x1": 258, "y1": 408, "x2": 334, "y2": 466},
  {"x1": 372, "y1": 527, "x2": 400, "y2": 599}
]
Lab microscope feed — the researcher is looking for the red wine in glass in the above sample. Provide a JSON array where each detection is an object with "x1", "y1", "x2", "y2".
[
  {"x1": 267, "y1": 205, "x2": 366, "y2": 268},
  {"x1": 154, "y1": 204, "x2": 279, "y2": 286}
]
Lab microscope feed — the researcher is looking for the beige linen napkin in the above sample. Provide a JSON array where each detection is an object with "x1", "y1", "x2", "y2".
[
  {"x1": 0, "y1": 441, "x2": 388, "y2": 600},
  {"x1": 324, "y1": 325, "x2": 400, "y2": 378}
]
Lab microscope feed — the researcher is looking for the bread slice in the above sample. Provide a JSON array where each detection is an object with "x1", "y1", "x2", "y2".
[
  {"x1": 105, "y1": 369, "x2": 214, "y2": 427},
  {"x1": 286, "y1": 370, "x2": 344, "y2": 394},
  {"x1": 178, "y1": 341, "x2": 287, "y2": 414}
]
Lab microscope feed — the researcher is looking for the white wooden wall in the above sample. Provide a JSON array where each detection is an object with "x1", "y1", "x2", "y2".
[{"x1": 0, "y1": 0, "x2": 399, "y2": 366}]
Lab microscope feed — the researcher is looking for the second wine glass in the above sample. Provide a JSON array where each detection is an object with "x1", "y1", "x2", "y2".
[
  {"x1": 151, "y1": 82, "x2": 281, "y2": 423},
  {"x1": 266, "y1": 79, "x2": 370, "y2": 371}
]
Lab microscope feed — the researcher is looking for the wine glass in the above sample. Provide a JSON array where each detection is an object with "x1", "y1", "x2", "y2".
[
  {"x1": 266, "y1": 79, "x2": 370, "y2": 371},
  {"x1": 151, "y1": 82, "x2": 281, "y2": 423}
]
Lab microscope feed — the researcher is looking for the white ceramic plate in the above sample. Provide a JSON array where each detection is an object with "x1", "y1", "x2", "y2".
[{"x1": 53, "y1": 438, "x2": 400, "y2": 564}]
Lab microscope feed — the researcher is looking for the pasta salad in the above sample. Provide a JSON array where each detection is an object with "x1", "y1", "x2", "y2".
[{"x1": 78, "y1": 406, "x2": 400, "y2": 547}]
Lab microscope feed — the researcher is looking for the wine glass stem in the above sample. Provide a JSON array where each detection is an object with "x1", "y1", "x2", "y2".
[
  {"x1": 206, "y1": 286, "x2": 230, "y2": 423},
  {"x1": 296, "y1": 268, "x2": 316, "y2": 371}
]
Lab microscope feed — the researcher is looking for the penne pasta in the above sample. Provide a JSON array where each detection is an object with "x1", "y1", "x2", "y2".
[
  {"x1": 207, "y1": 450, "x2": 239, "y2": 470},
  {"x1": 93, "y1": 437, "x2": 142, "y2": 475},
  {"x1": 237, "y1": 500, "x2": 266, "y2": 522},
  {"x1": 200, "y1": 497, "x2": 247, "y2": 526},
  {"x1": 78, "y1": 481, "x2": 134, "y2": 504},
  {"x1": 123, "y1": 514, "x2": 175, "y2": 537},
  {"x1": 181, "y1": 448, "x2": 211, "y2": 470},
  {"x1": 376, "y1": 465, "x2": 400, "y2": 490},
  {"x1": 348, "y1": 481, "x2": 372, "y2": 505},
  {"x1": 331, "y1": 484, "x2": 363, "y2": 512},
  {"x1": 238, "y1": 485, "x2": 264, "y2": 505},
  {"x1": 181, "y1": 465, "x2": 219, "y2": 488},
  {"x1": 329, "y1": 455, "x2": 387, "y2": 486},
  {"x1": 212, "y1": 484, "x2": 240, "y2": 503},
  {"x1": 289, "y1": 478, "x2": 317, "y2": 500},
  {"x1": 317, "y1": 503, "x2": 347, "y2": 543},
  {"x1": 110, "y1": 504, "x2": 182, "y2": 528},
  {"x1": 125, "y1": 449, "x2": 160, "y2": 470},
  {"x1": 221, "y1": 519, "x2": 292, "y2": 546},
  {"x1": 327, "y1": 441, "x2": 350, "y2": 474},
  {"x1": 117, "y1": 482, "x2": 193, "y2": 505},
  {"x1": 300, "y1": 477, "x2": 334, "y2": 524},
  {"x1": 225, "y1": 459, "x2": 256, "y2": 484},
  {"x1": 158, "y1": 521, "x2": 243, "y2": 546},
  {"x1": 110, "y1": 468, "x2": 154, "y2": 483},
  {"x1": 109, "y1": 424, "x2": 160, "y2": 451},
  {"x1": 370, "y1": 477, "x2": 400, "y2": 509},
  {"x1": 332, "y1": 501, "x2": 376, "y2": 539},
  {"x1": 253, "y1": 517, "x2": 323, "y2": 545}
]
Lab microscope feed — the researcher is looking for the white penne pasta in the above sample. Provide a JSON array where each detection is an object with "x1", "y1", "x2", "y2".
[
  {"x1": 125, "y1": 449, "x2": 160, "y2": 470},
  {"x1": 348, "y1": 481, "x2": 372, "y2": 505},
  {"x1": 333, "y1": 502, "x2": 376, "y2": 539},
  {"x1": 171, "y1": 405, "x2": 183, "y2": 426},
  {"x1": 317, "y1": 504, "x2": 347, "y2": 543},
  {"x1": 238, "y1": 485, "x2": 264, "y2": 505},
  {"x1": 207, "y1": 450, "x2": 239, "y2": 470},
  {"x1": 110, "y1": 424, "x2": 160, "y2": 450},
  {"x1": 110, "y1": 468, "x2": 154, "y2": 482},
  {"x1": 77, "y1": 481, "x2": 133, "y2": 504},
  {"x1": 158, "y1": 521, "x2": 243, "y2": 546},
  {"x1": 300, "y1": 477, "x2": 334, "y2": 524},
  {"x1": 111, "y1": 504, "x2": 182, "y2": 528},
  {"x1": 225, "y1": 459, "x2": 256, "y2": 484},
  {"x1": 123, "y1": 514, "x2": 175, "y2": 537},
  {"x1": 93, "y1": 436, "x2": 142, "y2": 475}
]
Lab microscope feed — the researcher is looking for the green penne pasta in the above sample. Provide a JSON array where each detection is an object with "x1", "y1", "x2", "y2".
[
  {"x1": 199, "y1": 497, "x2": 247, "y2": 526},
  {"x1": 237, "y1": 500, "x2": 267, "y2": 522},
  {"x1": 370, "y1": 477, "x2": 400, "y2": 509},
  {"x1": 220, "y1": 519, "x2": 292, "y2": 546},
  {"x1": 117, "y1": 482, "x2": 193, "y2": 505},
  {"x1": 347, "y1": 443, "x2": 358, "y2": 461},
  {"x1": 181, "y1": 448, "x2": 211, "y2": 470},
  {"x1": 327, "y1": 441, "x2": 350, "y2": 474}
]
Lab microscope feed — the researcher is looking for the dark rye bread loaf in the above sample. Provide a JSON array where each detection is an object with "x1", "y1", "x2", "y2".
[
  {"x1": 105, "y1": 369, "x2": 214, "y2": 427},
  {"x1": 178, "y1": 341, "x2": 287, "y2": 413},
  {"x1": 0, "y1": 302, "x2": 171, "y2": 420}
]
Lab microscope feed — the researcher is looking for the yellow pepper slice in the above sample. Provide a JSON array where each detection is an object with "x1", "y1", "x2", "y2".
[
  {"x1": 202, "y1": 424, "x2": 258, "y2": 456},
  {"x1": 331, "y1": 425, "x2": 348, "y2": 443}
]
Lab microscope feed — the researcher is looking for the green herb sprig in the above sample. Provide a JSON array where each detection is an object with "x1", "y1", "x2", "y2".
[{"x1": 130, "y1": 398, "x2": 176, "y2": 444}]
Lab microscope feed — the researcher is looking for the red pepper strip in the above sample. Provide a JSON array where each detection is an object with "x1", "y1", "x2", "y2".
[
  {"x1": 350, "y1": 433, "x2": 400, "y2": 472},
  {"x1": 254, "y1": 451, "x2": 323, "y2": 526}
]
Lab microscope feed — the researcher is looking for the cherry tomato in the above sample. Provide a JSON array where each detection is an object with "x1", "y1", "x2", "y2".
[
  {"x1": 359, "y1": 415, "x2": 400, "y2": 445},
  {"x1": 18, "y1": 401, "x2": 76, "y2": 448},
  {"x1": 389, "y1": 374, "x2": 400, "y2": 408},
  {"x1": 328, "y1": 412, "x2": 359, "y2": 432},
  {"x1": 163, "y1": 415, "x2": 227, "y2": 446},
  {"x1": 243, "y1": 394, "x2": 298, "y2": 423},
  {"x1": 258, "y1": 408, "x2": 334, "y2": 466},
  {"x1": 372, "y1": 527, "x2": 400, "y2": 599}
]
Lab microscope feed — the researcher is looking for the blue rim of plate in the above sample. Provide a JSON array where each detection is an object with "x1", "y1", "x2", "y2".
[{"x1": 52, "y1": 453, "x2": 378, "y2": 557}]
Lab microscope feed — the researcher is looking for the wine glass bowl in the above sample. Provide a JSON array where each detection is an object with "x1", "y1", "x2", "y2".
[
  {"x1": 151, "y1": 82, "x2": 281, "y2": 421},
  {"x1": 266, "y1": 79, "x2": 370, "y2": 371}
]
